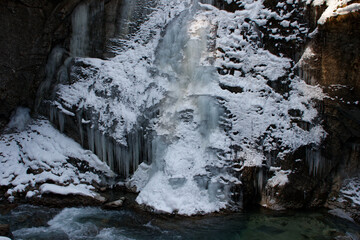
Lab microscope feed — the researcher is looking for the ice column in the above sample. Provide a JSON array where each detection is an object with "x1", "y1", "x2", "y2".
[{"x1": 70, "y1": 3, "x2": 90, "y2": 57}]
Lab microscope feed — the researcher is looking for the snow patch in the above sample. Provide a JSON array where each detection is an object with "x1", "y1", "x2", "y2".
[
  {"x1": 267, "y1": 170, "x2": 291, "y2": 187},
  {"x1": 338, "y1": 177, "x2": 360, "y2": 206},
  {"x1": 315, "y1": 0, "x2": 356, "y2": 24},
  {"x1": 40, "y1": 183, "x2": 94, "y2": 197}
]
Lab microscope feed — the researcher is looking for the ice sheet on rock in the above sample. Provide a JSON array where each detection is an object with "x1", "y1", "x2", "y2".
[
  {"x1": 43, "y1": 0, "x2": 326, "y2": 215},
  {"x1": 133, "y1": 3, "x2": 232, "y2": 215},
  {"x1": 0, "y1": 117, "x2": 114, "y2": 199}
]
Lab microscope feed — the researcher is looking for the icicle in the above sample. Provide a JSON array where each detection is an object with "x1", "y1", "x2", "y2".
[
  {"x1": 58, "y1": 111, "x2": 65, "y2": 133},
  {"x1": 49, "y1": 105, "x2": 57, "y2": 123},
  {"x1": 121, "y1": 146, "x2": 130, "y2": 178},
  {"x1": 101, "y1": 133, "x2": 107, "y2": 165},
  {"x1": 107, "y1": 139, "x2": 114, "y2": 170},
  {"x1": 257, "y1": 167, "x2": 264, "y2": 192},
  {"x1": 95, "y1": 130, "x2": 103, "y2": 161},
  {"x1": 145, "y1": 134, "x2": 153, "y2": 164},
  {"x1": 35, "y1": 47, "x2": 65, "y2": 111},
  {"x1": 87, "y1": 125, "x2": 95, "y2": 152},
  {"x1": 131, "y1": 131, "x2": 140, "y2": 172},
  {"x1": 115, "y1": 144, "x2": 122, "y2": 174},
  {"x1": 76, "y1": 111, "x2": 84, "y2": 146},
  {"x1": 306, "y1": 148, "x2": 324, "y2": 176}
]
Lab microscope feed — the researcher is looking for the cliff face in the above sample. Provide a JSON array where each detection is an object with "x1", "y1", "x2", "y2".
[
  {"x1": 0, "y1": 0, "x2": 82, "y2": 128},
  {"x1": 260, "y1": 0, "x2": 360, "y2": 221},
  {"x1": 306, "y1": 6, "x2": 360, "y2": 222}
]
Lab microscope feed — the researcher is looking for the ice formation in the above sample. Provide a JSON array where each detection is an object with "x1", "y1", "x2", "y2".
[
  {"x1": 17, "y1": 0, "x2": 327, "y2": 214},
  {"x1": 135, "y1": 2, "x2": 233, "y2": 214},
  {"x1": 7, "y1": 107, "x2": 31, "y2": 131},
  {"x1": 0, "y1": 116, "x2": 114, "y2": 200}
]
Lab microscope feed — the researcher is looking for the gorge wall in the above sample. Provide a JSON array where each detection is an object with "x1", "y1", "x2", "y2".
[{"x1": 0, "y1": 0, "x2": 359, "y2": 219}]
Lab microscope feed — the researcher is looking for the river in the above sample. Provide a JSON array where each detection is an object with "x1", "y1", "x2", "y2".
[{"x1": 1, "y1": 205, "x2": 359, "y2": 240}]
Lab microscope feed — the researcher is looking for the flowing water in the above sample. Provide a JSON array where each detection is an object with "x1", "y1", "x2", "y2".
[{"x1": 1, "y1": 205, "x2": 359, "y2": 240}]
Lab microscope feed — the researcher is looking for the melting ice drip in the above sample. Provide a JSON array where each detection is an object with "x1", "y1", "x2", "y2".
[{"x1": 133, "y1": 1, "x2": 232, "y2": 215}]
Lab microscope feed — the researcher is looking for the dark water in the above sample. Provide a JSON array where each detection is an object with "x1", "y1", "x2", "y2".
[{"x1": 0, "y1": 205, "x2": 359, "y2": 240}]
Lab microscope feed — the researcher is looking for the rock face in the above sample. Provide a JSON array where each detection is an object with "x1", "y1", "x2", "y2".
[
  {"x1": 0, "y1": 0, "x2": 144, "y2": 129},
  {"x1": 0, "y1": 0, "x2": 78, "y2": 128},
  {"x1": 315, "y1": 9, "x2": 360, "y2": 223},
  {"x1": 257, "y1": 1, "x2": 360, "y2": 221}
]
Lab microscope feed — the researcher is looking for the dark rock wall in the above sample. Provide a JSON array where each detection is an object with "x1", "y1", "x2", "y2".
[
  {"x1": 312, "y1": 9, "x2": 360, "y2": 221},
  {"x1": 0, "y1": 0, "x2": 82, "y2": 128},
  {"x1": 316, "y1": 11, "x2": 360, "y2": 94},
  {"x1": 302, "y1": 7, "x2": 360, "y2": 181},
  {"x1": 0, "y1": 0, "x2": 127, "y2": 129}
]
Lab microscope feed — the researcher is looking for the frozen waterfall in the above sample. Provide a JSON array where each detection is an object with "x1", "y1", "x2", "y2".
[
  {"x1": 36, "y1": 0, "x2": 326, "y2": 215},
  {"x1": 132, "y1": 1, "x2": 233, "y2": 215}
]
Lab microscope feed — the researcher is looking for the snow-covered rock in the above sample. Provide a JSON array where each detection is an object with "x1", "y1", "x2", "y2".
[{"x1": 0, "y1": 112, "x2": 114, "y2": 202}]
